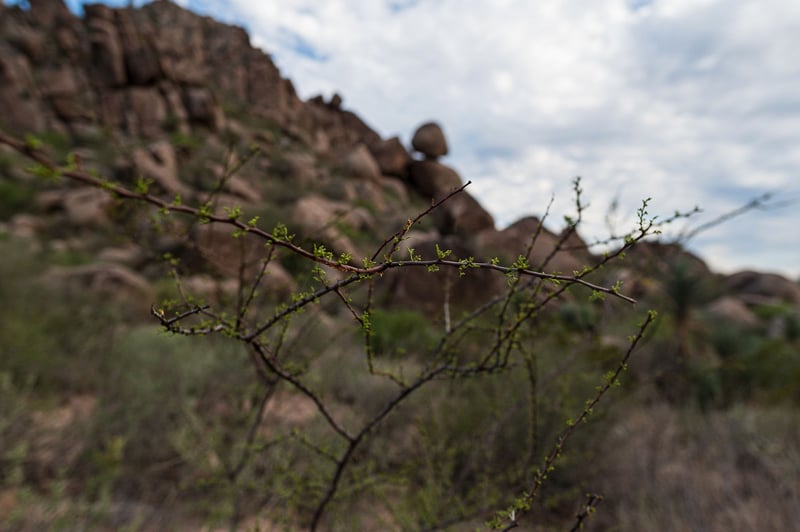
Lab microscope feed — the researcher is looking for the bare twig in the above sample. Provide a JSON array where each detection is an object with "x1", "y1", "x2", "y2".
[
  {"x1": 569, "y1": 493, "x2": 603, "y2": 532},
  {"x1": 370, "y1": 182, "x2": 473, "y2": 262},
  {"x1": 677, "y1": 192, "x2": 795, "y2": 243}
]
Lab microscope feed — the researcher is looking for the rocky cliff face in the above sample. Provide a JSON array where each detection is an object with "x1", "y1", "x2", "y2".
[
  {"x1": 1, "y1": 0, "x2": 371, "y2": 148},
  {"x1": 1, "y1": 0, "x2": 797, "y2": 316}
]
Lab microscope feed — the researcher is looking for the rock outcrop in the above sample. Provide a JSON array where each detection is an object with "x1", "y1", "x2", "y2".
[
  {"x1": 369, "y1": 136, "x2": 411, "y2": 177},
  {"x1": 725, "y1": 271, "x2": 800, "y2": 305},
  {"x1": 475, "y1": 217, "x2": 587, "y2": 273},
  {"x1": 0, "y1": 0, "x2": 379, "y2": 154},
  {"x1": 381, "y1": 235, "x2": 506, "y2": 314},
  {"x1": 408, "y1": 160, "x2": 463, "y2": 198},
  {"x1": 341, "y1": 143, "x2": 382, "y2": 182},
  {"x1": 46, "y1": 262, "x2": 154, "y2": 312}
]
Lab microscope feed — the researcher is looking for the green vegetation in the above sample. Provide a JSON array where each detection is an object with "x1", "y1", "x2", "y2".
[
  {"x1": 368, "y1": 309, "x2": 438, "y2": 357},
  {"x1": 0, "y1": 178, "x2": 37, "y2": 220}
]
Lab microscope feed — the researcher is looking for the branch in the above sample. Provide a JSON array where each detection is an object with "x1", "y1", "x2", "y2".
[
  {"x1": 569, "y1": 493, "x2": 603, "y2": 532},
  {"x1": 0, "y1": 132, "x2": 642, "y2": 312},
  {"x1": 249, "y1": 342, "x2": 354, "y2": 443},
  {"x1": 370, "y1": 182, "x2": 472, "y2": 262},
  {"x1": 677, "y1": 192, "x2": 795, "y2": 243},
  {"x1": 309, "y1": 364, "x2": 449, "y2": 530},
  {"x1": 490, "y1": 310, "x2": 656, "y2": 529}
]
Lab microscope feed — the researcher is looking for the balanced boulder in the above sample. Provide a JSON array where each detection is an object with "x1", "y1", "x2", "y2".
[{"x1": 411, "y1": 122, "x2": 448, "y2": 159}]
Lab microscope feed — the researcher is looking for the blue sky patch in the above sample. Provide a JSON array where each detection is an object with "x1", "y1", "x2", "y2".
[
  {"x1": 388, "y1": 0, "x2": 420, "y2": 14},
  {"x1": 279, "y1": 28, "x2": 330, "y2": 63}
]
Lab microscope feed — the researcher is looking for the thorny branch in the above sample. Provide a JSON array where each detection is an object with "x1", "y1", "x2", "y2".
[{"x1": 0, "y1": 131, "x2": 639, "y2": 304}]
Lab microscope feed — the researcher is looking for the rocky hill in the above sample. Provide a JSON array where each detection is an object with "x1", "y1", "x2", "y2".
[{"x1": 1, "y1": 0, "x2": 798, "y2": 325}]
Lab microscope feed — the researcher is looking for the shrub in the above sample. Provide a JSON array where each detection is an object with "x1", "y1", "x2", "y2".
[
  {"x1": 368, "y1": 309, "x2": 438, "y2": 358},
  {"x1": 0, "y1": 178, "x2": 36, "y2": 220}
]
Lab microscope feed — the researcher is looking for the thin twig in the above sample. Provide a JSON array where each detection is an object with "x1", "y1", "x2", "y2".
[{"x1": 569, "y1": 493, "x2": 603, "y2": 532}]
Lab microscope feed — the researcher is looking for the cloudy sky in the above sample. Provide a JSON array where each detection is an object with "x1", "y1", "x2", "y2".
[{"x1": 56, "y1": 1, "x2": 800, "y2": 277}]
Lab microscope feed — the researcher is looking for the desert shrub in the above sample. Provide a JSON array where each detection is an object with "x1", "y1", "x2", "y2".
[
  {"x1": 259, "y1": 173, "x2": 308, "y2": 204},
  {"x1": 594, "y1": 404, "x2": 800, "y2": 531},
  {"x1": 37, "y1": 130, "x2": 72, "y2": 160},
  {"x1": 170, "y1": 131, "x2": 203, "y2": 151},
  {"x1": 0, "y1": 372, "x2": 32, "y2": 490},
  {"x1": 0, "y1": 178, "x2": 37, "y2": 220},
  {"x1": 0, "y1": 240, "x2": 124, "y2": 392},
  {"x1": 368, "y1": 309, "x2": 438, "y2": 358},
  {"x1": 83, "y1": 328, "x2": 254, "y2": 500}
]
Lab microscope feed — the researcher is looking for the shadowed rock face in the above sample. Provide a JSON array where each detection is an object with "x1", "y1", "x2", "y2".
[
  {"x1": 408, "y1": 159, "x2": 463, "y2": 199},
  {"x1": 475, "y1": 217, "x2": 587, "y2": 274},
  {"x1": 45, "y1": 262, "x2": 154, "y2": 313},
  {"x1": 0, "y1": 0, "x2": 378, "y2": 150},
  {"x1": 369, "y1": 136, "x2": 411, "y2": 177},
  {"x1": 725, "y1": 271, "x2": 800, "y2": 305},
  {"x1": 379, "y1": 235, "x2": 506, "y2": 314},
  {"x1": 433, "y1": 191, "x2": 495, "y2": 237},
  {"x1": 341, "y1": 143, "x2": 382, "y2": 182}
]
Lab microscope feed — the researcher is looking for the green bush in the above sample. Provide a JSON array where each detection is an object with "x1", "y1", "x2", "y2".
[
  {"x1": 369, "y1": 309, "x2": 438, "y2": 358},
  {"x1": 0, "y1": 178, "x2": 36, "y2": 220},
  {"x1": 0, "y1": 241, "x2": 115, "y2": 392}
]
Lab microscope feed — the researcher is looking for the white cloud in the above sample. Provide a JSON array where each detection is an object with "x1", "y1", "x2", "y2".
[{"x1": 186, "y1": 0, "x2": 799, "y2": 278}]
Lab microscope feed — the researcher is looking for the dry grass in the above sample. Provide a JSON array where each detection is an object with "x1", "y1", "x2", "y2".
[{"x1": 591, "y1": 403, "x2": 800, "y2": 531}]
